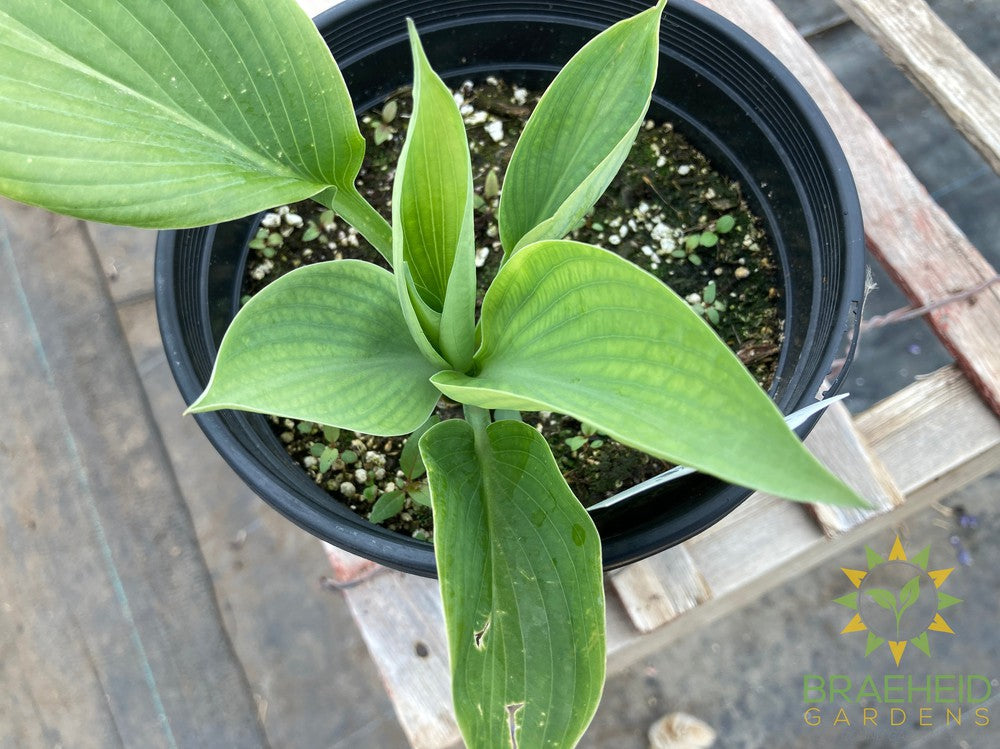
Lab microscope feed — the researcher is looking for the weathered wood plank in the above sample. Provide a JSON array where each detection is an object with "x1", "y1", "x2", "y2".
[
  {"x1": 854, "y1": 364, "x2": 1000, "y2": 504},
  {"x1": 834, "y1": 0, "x2": 1000, "y2": 176},
  {"x1": 683, "y1": 495, "x2": 821, "y2": 599},
  {"x1": 607, "y1": 546, "x2": 711, "y2": 633},
  {"x1": 342, "y1": 572, "x2": 461, "y2": 749},
  {"x1": 323, "y1": 542, "x2": 381, "y2": 585},
  {"x1": 697, "y1": 0, "x2": 1000, "y2": 416},
  {"x1": 84, "y1": 223, "x2": 157, "y2": 304},
  {"x1": 0, "y1": 200, "x2": 267, "y2": 748},
  {"x1": 806, "y1": 402, "x2": 904, "y2": 535}
]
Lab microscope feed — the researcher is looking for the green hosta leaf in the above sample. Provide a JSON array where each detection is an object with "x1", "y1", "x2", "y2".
[
  {"x1": 370, "y1": 491, "x2": 406, "y2": 524},
  {"x1": 420, "y1": 418, "x2": 605, "y2": 749},
  {"x1": 392, "y1": 21, "x2": 476, "y2": 371},
  {"x1": 432, "y1": 240, "x2": 865, "y2": 507},
  {"x1": 498, "y1": 0, "x2": 667, "y2": 254},
  {"x1": 0, "y1": 0, "x2": 375, "y2": 231},
  {"x1": 188, "y1": 260, "x2": 440, "y2": 435},
  {"x1": 399, "y1": 414, "x2": 440, "y2": 480},
  {"x1": 397, "y1": 267, "x2": 448, "y2": 368}
]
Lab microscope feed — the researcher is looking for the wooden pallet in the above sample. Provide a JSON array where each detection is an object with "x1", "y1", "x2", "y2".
[{"x1": 311, "y1": 0, "x2": 1000, "y2": 746}]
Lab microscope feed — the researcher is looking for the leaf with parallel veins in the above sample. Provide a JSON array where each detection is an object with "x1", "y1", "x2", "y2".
[
  {"x1": 0, "y1": 0, "x2": 374, "y2": 233},
  {"x1": 420, "y1": 416, "x2": 605, "y2": 749},
  {"x1": 391, "y1": 21, "x2": 477, "y2": 371},
  {"x1": 432, "y1": 240, "x2": 866, "y2": 508},
  {"x1": 498, "y1": 0, "x2": 667, "y2": 255},
  {"x1": 188, "y1": 260, "x2": 441, "y2": 436}
]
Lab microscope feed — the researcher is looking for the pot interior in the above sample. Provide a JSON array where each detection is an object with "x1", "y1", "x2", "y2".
[{"x1": 156, "y1": 0, "x2": 864, "y2": 576}]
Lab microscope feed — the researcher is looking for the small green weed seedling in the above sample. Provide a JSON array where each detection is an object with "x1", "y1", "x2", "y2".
[{"x1": 0, "y1": 1, "x2": 864, "y2": 745}]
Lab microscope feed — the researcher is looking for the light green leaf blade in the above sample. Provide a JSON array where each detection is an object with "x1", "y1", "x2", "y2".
[
  {"x1": 865, "y1": 588, "x2": 898, "y2": 611},
  {"x1": 0, "y1": 0, "x2": 366, "y2": 228},
  {"x1": 421, "y1": 418, "x2": 605, "y2": 749},
  {"x1": 498, "y1": 0, "x2": 666, "y2": 254},
  {"x1": 432, "y1": 240, "x2": 865, "y2": 507},
  {"x1": 399, "y1": 263, "x2": 448, "y2": 368},
  {"x1": 188, "y1": 260, "x2": 440, "y2": 436},
  {"x1": 392, "y1": 21, "x2": 476, "y2": 371}
]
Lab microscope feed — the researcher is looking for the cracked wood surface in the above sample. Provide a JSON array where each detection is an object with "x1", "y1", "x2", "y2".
[
  {"x1": 833, "y1": 0, "x2": 1000, "y2": 177},
  {"x1": 0, "y1": 200, "x2": 267, "y2": 748}
]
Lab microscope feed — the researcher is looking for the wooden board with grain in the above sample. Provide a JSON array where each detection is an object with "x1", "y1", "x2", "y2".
[
  {"x1": 0, "y1": 200, "x2": 268, "y2": 749},
  {"x1": 342, "y1": 572, "x2": 462, "y2": 749},
  {"x1": 607, "y1": 545, "x2": 711, "y2": 633},
  {"x1": 855, "y1": 365, "x2": 1000, "y2": 503},
  {"x1": 805, "y1": 402, "x2": 904, "y2": 535},
  {"x1": 697, "y1": 0, "x2": 1000, "y2": 416},
  {"x1": 834, "y1": 0, "x2": 1000, "y2": 176}
]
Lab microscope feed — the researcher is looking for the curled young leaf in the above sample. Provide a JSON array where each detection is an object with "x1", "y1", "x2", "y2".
[
  {"x1": 392, "y1": 21, "x2": 476, "y2": 371},
  {"x1": 399, "y1": 414, "x2": 440, "y2": 480}
]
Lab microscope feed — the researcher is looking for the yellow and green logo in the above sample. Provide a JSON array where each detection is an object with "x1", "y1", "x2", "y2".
[{"x1": 836, "y1": 535, "x2": 962, "y2": 667}]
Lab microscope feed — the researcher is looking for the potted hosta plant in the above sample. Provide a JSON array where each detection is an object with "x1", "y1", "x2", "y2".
[
  {"x1": 158, "y1": 0, "x2": 867, "y2": 575},
  {"x1": 0, "y1": 0, "x2": 865, "y2": 746}
]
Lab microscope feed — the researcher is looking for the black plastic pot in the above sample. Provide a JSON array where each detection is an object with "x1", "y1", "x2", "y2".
[{"x1": 156, "y1": 0, "x2": 864, "y2": 577}]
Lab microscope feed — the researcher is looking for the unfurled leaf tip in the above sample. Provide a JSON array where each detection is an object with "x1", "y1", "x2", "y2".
[
  {"x1": 405, "y1": 17, "x2": 422, "y2": 54},
  {"x1": 183, "y1": 382, "x2": 223, "y2": 416},
  {"x1": 183, "y1": 394, "x2": 210, "y2": 416}
]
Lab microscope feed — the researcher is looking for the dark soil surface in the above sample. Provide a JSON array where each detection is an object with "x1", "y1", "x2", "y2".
[{"x1": 241, "y1": 78, "x2": 783, "y2": 540}]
